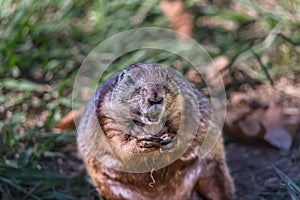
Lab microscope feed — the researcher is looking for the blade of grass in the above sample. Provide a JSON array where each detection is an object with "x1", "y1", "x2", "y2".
[
  {"x1": 46, "y1": 192, "x2": 77, "y2": 200},
  {"x1": 273, "y1": 166, "x2": 300, "y2": 200},
  {"x1": 0, "y1": 177, "x2": 41, "y2": 200}
]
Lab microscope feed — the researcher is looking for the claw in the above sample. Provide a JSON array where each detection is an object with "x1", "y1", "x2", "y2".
[
  {"x1": 159, "y1": 134, "x2": 172, "y2": 144},
  {"x1": 137, "y1": 134, "x2": 159, "y2": 142}
]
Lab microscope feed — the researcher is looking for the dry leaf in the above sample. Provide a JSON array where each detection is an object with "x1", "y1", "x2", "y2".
[
  {"x1": 264, "y1": 127, "x2": 292, "y2": 150},
  {"x1": 238, "y1": 119, "x2": 261, "y2": 137},
  {"x1": 187, "y1": 69, "x2": 202, "y2": 83},
  {"x1": 197, "y1": 16, "x2": 238, "y2": 31},
  {"x1": 187, "y1": 56, "x2": 230, "y2": 84},
  {"x1": 261, "y1": 103, "x2": 293, "y2": 149},
  {"x1": 225, "y1": 78, "x2": 300, "y2": 149},
  {"x1": 206, "y1": 56, "x2": 230, "y2": 86},
  {"x1": 160, "y1": 0, "x2": 194, "y2": 38},
  {"x1": 261, "y1": 103, "x2": 283, "y2": 130},
  {"x1": 55, "y1": 109, "x2": 83, "y2": 131}
]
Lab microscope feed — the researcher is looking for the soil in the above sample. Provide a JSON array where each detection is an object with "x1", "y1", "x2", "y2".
[
  {"x1": 68, "y1": 133, "x2": 300, "y2": 200},
  {"x1": 226, "y1": 136, "x2": 300, "y2": 200}
]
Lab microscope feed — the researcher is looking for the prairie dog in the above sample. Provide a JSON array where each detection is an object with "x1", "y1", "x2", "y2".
[{"x1": 77, "y1": 63, "x2": 234, "y2": 200}]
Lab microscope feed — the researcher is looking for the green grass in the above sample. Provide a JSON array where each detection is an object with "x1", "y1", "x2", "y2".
[
  {"x1": 1, "y1": 0, "x2": 300, "y2": 199},
  {"x1": 274, "y1": 167, "x2": 300, "y2": 200},
  {"x1": 258, "y1": 167, "x2": 300, "y2": 200}
]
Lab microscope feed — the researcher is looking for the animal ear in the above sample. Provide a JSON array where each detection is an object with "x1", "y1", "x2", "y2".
[
  {"x1": 126, "y1": 74, "x2": 135, "y2": 85},
  {"x1": 118, "y1": 71, "x2": 135, "y2": 85}
]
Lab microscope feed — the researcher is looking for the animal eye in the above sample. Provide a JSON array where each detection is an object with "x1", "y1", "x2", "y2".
[{"x1": 118, "y1": 72, "x2": 126, "y2": 82}]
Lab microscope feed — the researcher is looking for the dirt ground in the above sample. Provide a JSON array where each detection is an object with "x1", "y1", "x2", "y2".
[
  {"x1": 67, "y1": 133, "x2": 300, "y2": 200},
  {"x1": 226, "y1": 134, "x2": 300, "y2": 200}
]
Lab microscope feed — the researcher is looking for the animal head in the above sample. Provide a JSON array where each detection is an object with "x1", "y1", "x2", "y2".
[
  {"x1": 93, "y1": 63, "x2": 201, "y2": 170},
  {"x1": 110, "y1": 63, "x2": 181, "y2": 153}
]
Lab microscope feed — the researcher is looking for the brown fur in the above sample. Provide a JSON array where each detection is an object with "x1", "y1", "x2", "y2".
[{"x1": 78, "y1": 63, "x2": 234, "y2": 200}]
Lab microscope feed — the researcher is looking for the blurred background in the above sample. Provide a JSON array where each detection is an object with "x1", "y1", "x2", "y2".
[{"x1": 1, "y1": 0, "x2": 300, "y2": 199}]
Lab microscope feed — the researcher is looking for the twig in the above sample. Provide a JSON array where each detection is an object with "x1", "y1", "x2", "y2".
[
  {"x1": 277, "y1": 33, "x2": 300, "y2": 46},
  {"x1": 251, "y1": 49, "x2": 274, "y2": 85},
  {"x1": 221, "y1": 38, "x2": 260, "y2": 73},
  {"x1": 148, "y1": 168, "x2": 155, "y2": 188}
]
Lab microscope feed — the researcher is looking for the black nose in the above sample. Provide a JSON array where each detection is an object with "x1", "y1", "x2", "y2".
[
  {"x1": 148, "y1": 93, "x2": 163, "y2": 105},
  {"x1": 140, "y1": 84, "x2": 164, "y2": 105}
]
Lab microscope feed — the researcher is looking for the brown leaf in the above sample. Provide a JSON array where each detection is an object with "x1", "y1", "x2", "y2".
[
  {"x1": 261, "y1": 103, "x2": 296, "y2": 150},
  {"x1": 55, "y1": 109, "x2": 83, "y2": 131},
  {"x1": 261, "y1": 103, "x2": 283, "y2": 131},
  {"x1": 223, "y1": 120, "x2": 264, "y2": 142},
  {"x1": 206, "y1": 56, "x2": 231, "y2": 86},
  {"x1": 230, "y1": 92, "x2": 251, "y2": 105},
  {"x1": 197, "y1": 16, "x2": 238, "y2": 31},
  {"x1": 160, "y1": 0, "x2": 194, "y2": 38},
  {"x1": 187, "y1": 69, "x2": 202, "y2": 83},
  {"x1": 160, "y1": 0, "x2": 184, "y2": 19},
  {"x1": 225, "y1": 78, "x2": 300, "y2": 149},
  {"x1": 238, "y1": 119, "x2": 261, "y2": 137},
  {"x1": 187, "y1": 56, "x2": 230, "y2": 84}
]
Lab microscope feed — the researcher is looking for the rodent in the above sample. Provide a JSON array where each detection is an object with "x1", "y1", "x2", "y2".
[{"x1": 77, "y1": 62, "x2": 234, "y2": 200}]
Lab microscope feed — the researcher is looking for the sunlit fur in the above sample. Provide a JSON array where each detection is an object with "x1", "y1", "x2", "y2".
[{"x1": 77, "y1": 63, "x2": 234, "y2": 200}]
